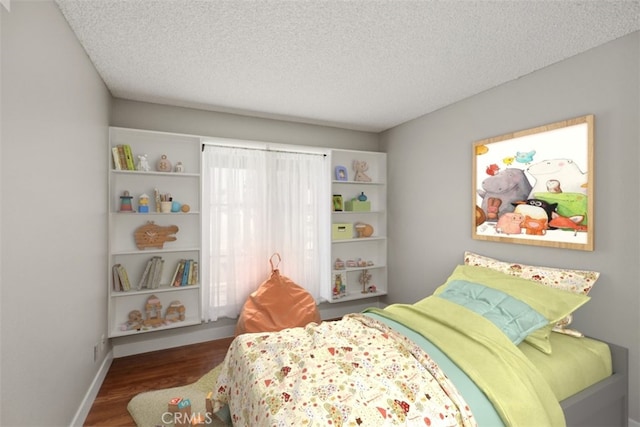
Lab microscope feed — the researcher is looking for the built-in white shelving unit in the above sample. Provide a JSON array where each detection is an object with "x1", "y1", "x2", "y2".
[
  {"x1": 325, "y1": 149, "x2": 387, "y2": 303},
  {"x1": 108, "y1": 127, "x2": 202, "y2": 337}
]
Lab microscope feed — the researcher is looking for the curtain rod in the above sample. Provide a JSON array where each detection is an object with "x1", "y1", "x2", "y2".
[{"x1": 201, "y1": 141, "x2": 327, "y2": 156}]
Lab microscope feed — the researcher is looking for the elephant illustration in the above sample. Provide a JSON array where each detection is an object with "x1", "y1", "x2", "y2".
[{"x1": 477, "y1": 168, "x2": 533, "y2": 221}]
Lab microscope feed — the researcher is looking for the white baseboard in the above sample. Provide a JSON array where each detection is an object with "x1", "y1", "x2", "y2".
[{"x1": 70, "y1": 350, "x2": 114, "y2": 427}]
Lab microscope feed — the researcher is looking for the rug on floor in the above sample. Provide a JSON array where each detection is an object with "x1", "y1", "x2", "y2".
[{"x1": 127, "y1": 364, "x2": 227, "y2": 426}]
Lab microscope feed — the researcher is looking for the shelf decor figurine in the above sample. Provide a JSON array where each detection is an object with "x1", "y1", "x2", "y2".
[
  {"x1": 174, "y1": 161, "x2": 184, "y2": 173},
  {"x1": 355, "y1": 222, "x2": 374, "y2": 238},
  {"x1": 156, "y1": 154, "x2": 172, "y2": 172},
  {"x1": 119, "y1": 190, "x2": 135, "y2": 212},
  {"x1": 120, "y1": 310, "x2": 143, "y2": 331},
  {"x1": 143, "y1": 294, "x2": 164, "y2": 328},
  {"x1": 136, "y1": 154, "x2": 151, "y2": 171},
  {"x1": 332, "y1": 272, "x2": 346, "y2": 299},
  {"x1": 165, "y1": 300, "x2": 185, "y2": 323},
  {"x1": 353, "y1": 160, "x2": 372, "y2": 182},
  {"x1": 138, "y1": 193, "x2": 150, "y2": 213},
  {"x1": 359, "y1": 269, "x2": 372, "y2": 293}
]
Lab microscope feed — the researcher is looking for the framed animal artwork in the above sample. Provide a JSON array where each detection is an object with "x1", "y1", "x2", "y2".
[{"x1": 472, "y1": 115, "x2": 594, "y2": 251}]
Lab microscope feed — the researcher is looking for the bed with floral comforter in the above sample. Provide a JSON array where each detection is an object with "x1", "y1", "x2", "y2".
[{"x1": 209, "y1": 263, "x2": 614, "y2": 427}]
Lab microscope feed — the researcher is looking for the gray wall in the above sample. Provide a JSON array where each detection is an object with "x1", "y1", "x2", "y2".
[
  {"x1": 111, "y1": 98, "x2": 380, "y2": 151},
  {"x1": 1, "y1": 1, "x2": 111, "y2": 425},
  {"x1": 381, "y1": 32, "x2": 640, "y2": 422}
]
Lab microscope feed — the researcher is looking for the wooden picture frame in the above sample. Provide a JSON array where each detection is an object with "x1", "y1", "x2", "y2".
[{"x1": 472, "y1": 115, "x2": 594, "y2": 251}]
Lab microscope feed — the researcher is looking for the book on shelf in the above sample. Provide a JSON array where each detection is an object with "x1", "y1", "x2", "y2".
[
  {"x1": 112, "y1": 264, "x2": 122, "y2": 291},
  {"x1": 115, "y1": 264, "x2": 131, "y2": 291},
  {"x1": 136, "y1": 256, "x2": 165, "y2": 290},
  {"x1": 173, "y1": 259, "x2": 186, "y2": 287},
  {"x1": 181, "y1": 259, "x2": 191, "y2": 286},
  {"x1": 123, "y1": 144, "x2": 136, "y2": 170},
  {"x1": 170, "y1": 259, "x2": 184, "y2": 287},
  {"x1": 150, "y1": 257, "x2": 164, "y2": 288},
  {"x1": 137, "y1": 258, "x2": 153, "y2": 290},
  {"x1": 111, "y1": 146, "x2": 122, "y2": 170},
  {"x1": 187, "y1": 259, "x2": 194, "y2": 285},
  {"x1": 190, "y1": 261, "x2": 199, "y2": 285},
  {"x1": 116, "y1": 145, "x2": 128, "y2": 170},
  {"x1": 114, "y1": 144, "x2": 135, "y2": 170},
  {"x1": 168, "y1": 258, "x2": 197, "y2": 287}
]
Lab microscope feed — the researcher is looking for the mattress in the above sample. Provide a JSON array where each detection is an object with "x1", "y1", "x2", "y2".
[{"x1": 518, "y1": 332, "x2": 612, "y2": 401}]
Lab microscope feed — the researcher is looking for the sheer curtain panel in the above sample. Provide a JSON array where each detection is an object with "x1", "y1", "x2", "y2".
[{"x1": 201, "y1": 144, "x2": 330, "y2": 322}]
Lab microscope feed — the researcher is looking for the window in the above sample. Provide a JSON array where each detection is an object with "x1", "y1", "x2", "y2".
[{"x1": 201, "y1": 141, "x2": 330, "y2": 321}]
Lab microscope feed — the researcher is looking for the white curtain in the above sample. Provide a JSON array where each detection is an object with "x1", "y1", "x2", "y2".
[{"x1": 201, "y1": 144, "x2": 330, "y2": 322}]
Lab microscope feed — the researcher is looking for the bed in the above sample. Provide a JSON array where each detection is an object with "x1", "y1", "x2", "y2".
[{"x1": 209, "y1": 255, "x2": 629, "y2": 426}]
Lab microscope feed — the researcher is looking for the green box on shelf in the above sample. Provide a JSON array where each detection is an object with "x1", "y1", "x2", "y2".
[
  {"x1": 345, "y1": 199, "x2": 371, "y2": 212},
  {"x1": 332, "y1": 223, "x2": 353, "y2": 240}
]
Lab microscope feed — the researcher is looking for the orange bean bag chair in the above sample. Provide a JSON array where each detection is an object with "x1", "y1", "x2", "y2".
[{"x1": 234, "y1": 253, "x2": 321, "y2": 336}]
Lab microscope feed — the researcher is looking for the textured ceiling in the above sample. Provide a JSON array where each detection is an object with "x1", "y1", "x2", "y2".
[{"x1": 55, "y1": 1, "x2": 640, "y2": 132}]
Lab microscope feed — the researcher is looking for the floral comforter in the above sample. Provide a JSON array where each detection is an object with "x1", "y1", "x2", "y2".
[{"x1": 210, "y1": 314, "x2": 477, "y2": 426}]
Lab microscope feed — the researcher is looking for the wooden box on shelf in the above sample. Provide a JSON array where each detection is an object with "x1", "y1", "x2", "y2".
[{"x1": 332, "y1": 223, "x2": 353, "y2": 240}]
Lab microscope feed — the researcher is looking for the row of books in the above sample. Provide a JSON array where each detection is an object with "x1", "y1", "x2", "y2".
[
  {"x1": 138, "y1": 256, "x2": 165, "y2": 290},
  {"x1": 112, "y1": 264, "x2": 133, "y2": 292},
  {"x1": 111, "y1": 144, "x2": 136, "y2": 170},
  {"x1": 112, "y1": 257, "x2": 198, "y2": 292},
  {"x1": 171, "y1": 259, "x2": 199, "y2": 287}
]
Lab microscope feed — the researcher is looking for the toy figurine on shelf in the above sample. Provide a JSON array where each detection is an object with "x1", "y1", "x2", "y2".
[
  {"x1": 136, "y1": 154, "x2": 151, "y2": 171},
  {"x1": 156, "y1": 154, "x2": 172, "y2": 172},
  {"x1": 359, "y1": 269, "x2": 372, "y2": 294},
  {"x1": 138, "y1": 193, "x2": 150, "y2": 213},
  {"x1": 333, "y1": 273, "x2": 346, "y2": 299},
  {"x1": 119, "y1": 190, "x2": 134, "y2": 212},
  {"x1": 174, "y1": 161, "x2": 184, "y2": 173},
  {"x1": 121, "y1": 310, "x2": 143, "y2": 331},
  {"x1": 143, "y1": 294, "x2": 164, "y2": 328},
  {"x1": 165, "y1": 300, "x2": 185, "y2": 323}
]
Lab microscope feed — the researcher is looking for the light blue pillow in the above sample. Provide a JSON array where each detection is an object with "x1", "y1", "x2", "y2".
[{"x1": 438, "y1": 280, "x2": 548, "y2": 345}]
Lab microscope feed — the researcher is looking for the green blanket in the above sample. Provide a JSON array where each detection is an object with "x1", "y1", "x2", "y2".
[{"x1": 365, "y1": 296, "x2": 565, "y2": 427}]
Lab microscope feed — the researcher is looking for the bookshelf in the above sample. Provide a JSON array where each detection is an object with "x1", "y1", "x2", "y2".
[
  {"x1": 108, "y1": 127, "x2": 202, "y2": 337},
  {"x1": 325, "y1": 149, "x2": 387, "y2": 302}
]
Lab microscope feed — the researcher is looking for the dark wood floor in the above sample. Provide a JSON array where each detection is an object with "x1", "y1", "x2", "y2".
[{"x1": 84, "y1": 336, "x2": 235, "y2": 426}]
